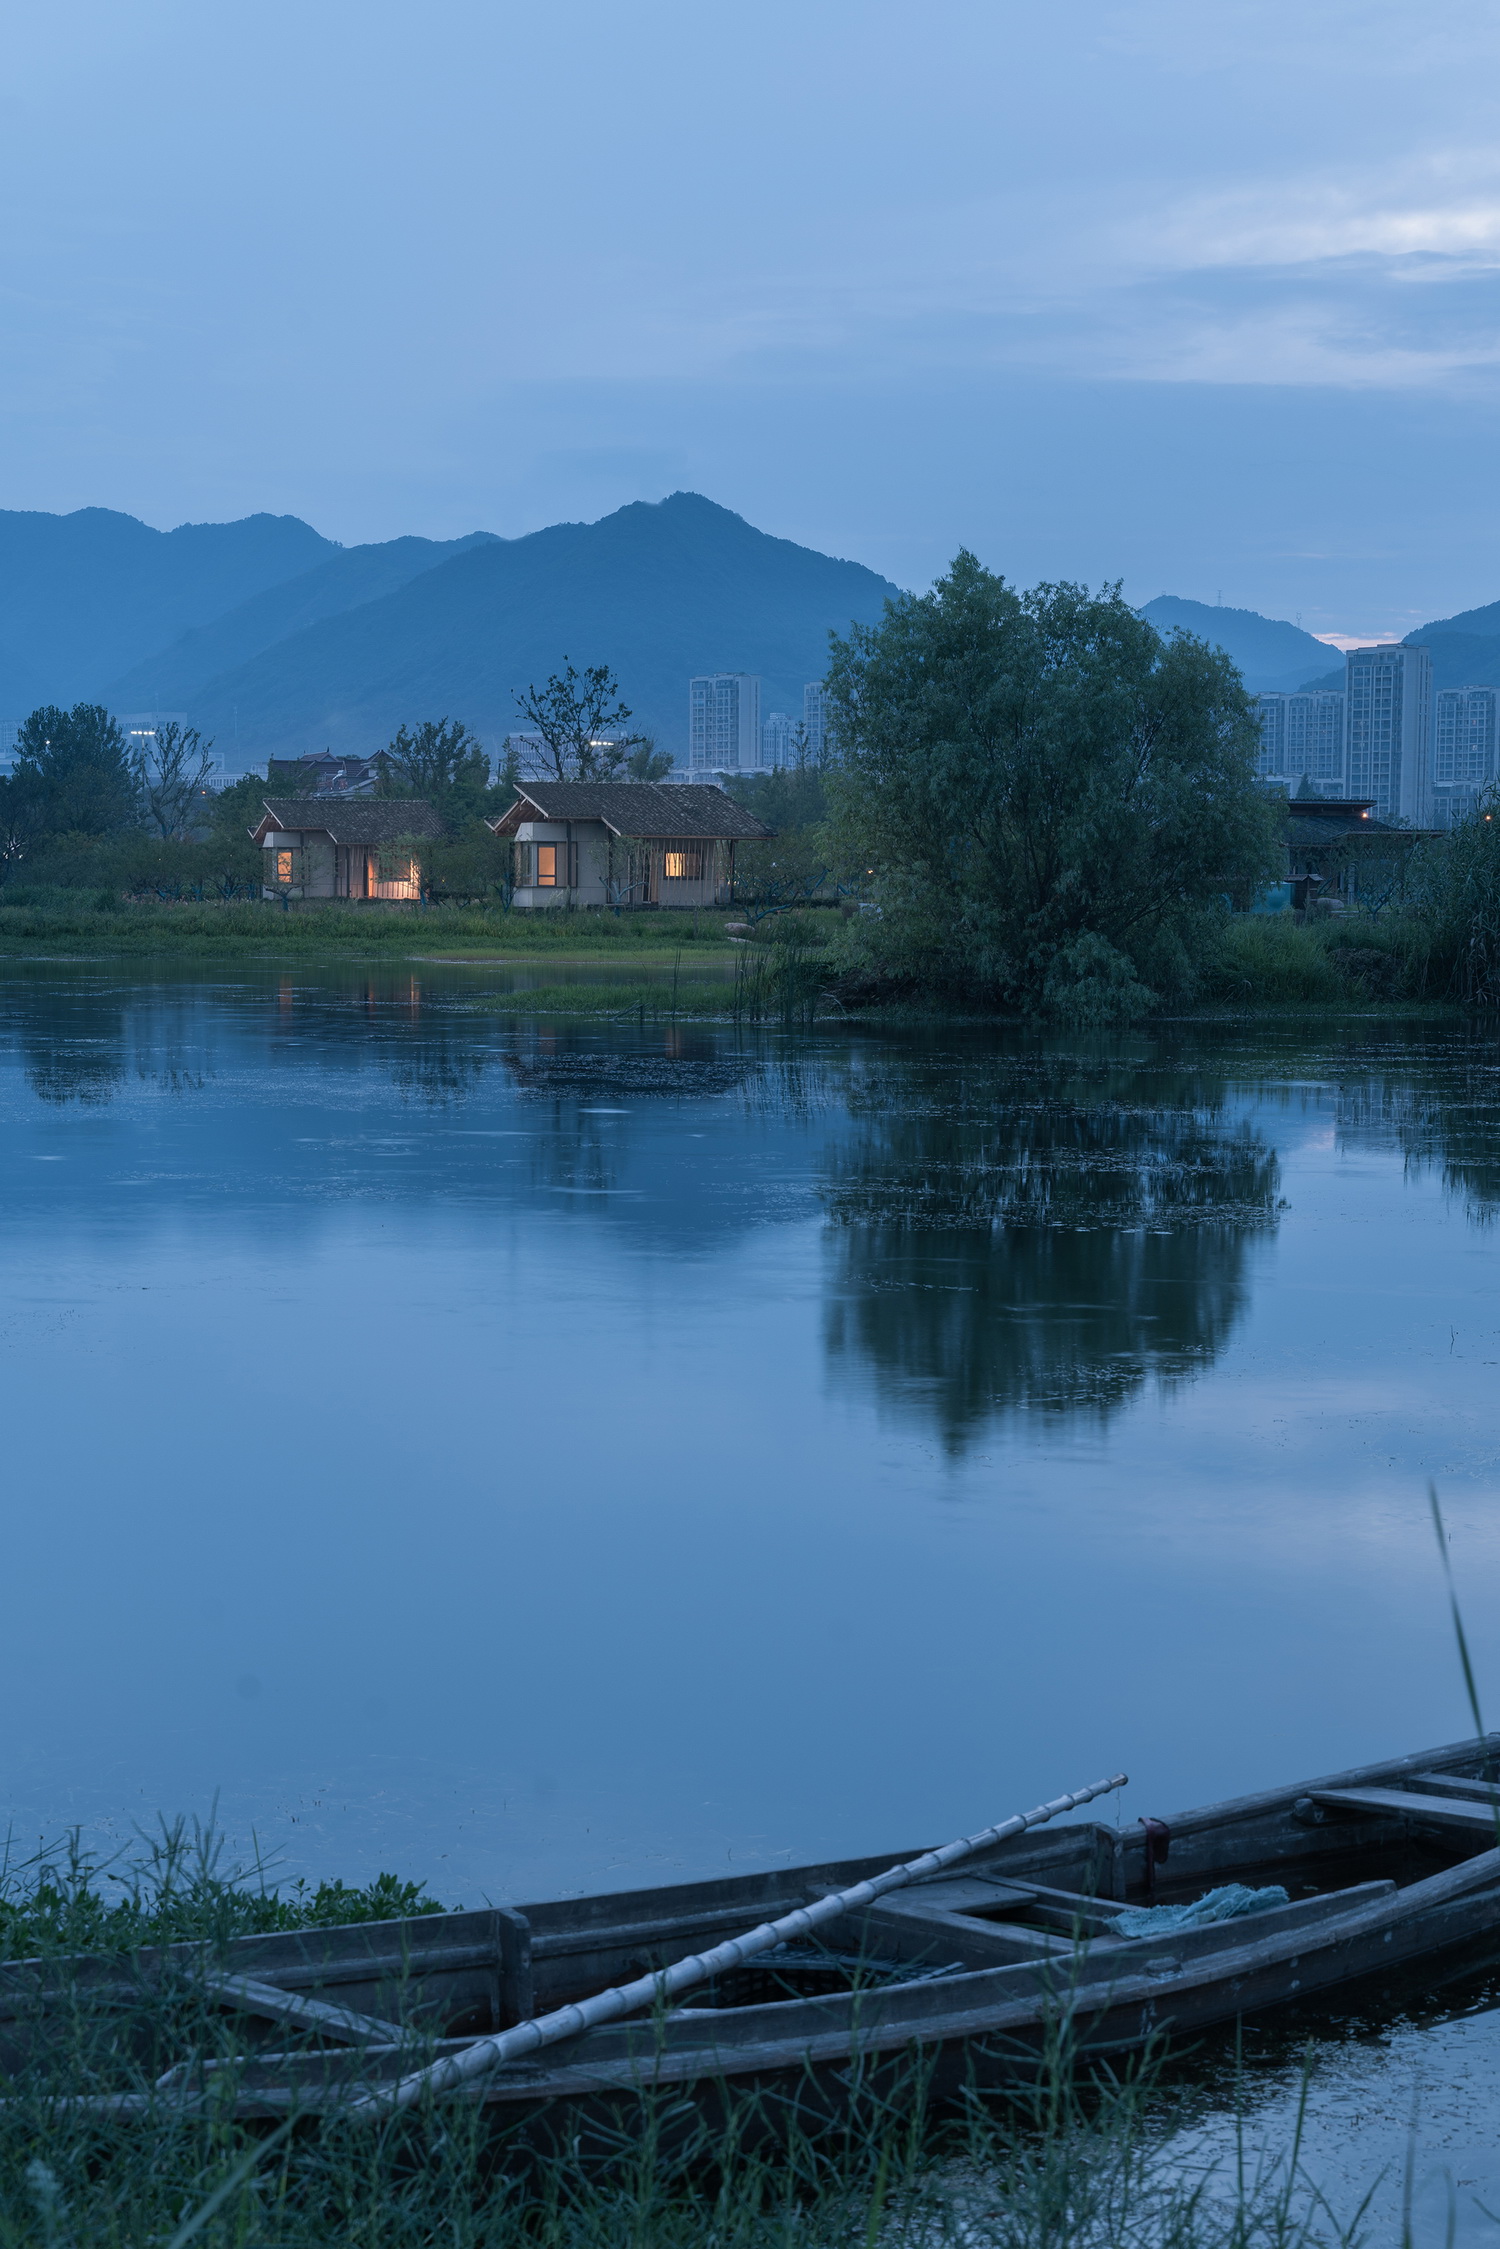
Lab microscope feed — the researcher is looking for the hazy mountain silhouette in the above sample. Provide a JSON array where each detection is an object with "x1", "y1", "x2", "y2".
[
  {"x1": 110, "y1": 533, "x2": 499, "y2": 709},
  {"x1": 1137, "y1": 595, "x2": 1334, "y2": 693},
  {"x1": 172, "y1": 494, "x2": 901, "y2": 761},
  {"x1": 0, "y1": 508, "x2": 335, "y2": 715}
]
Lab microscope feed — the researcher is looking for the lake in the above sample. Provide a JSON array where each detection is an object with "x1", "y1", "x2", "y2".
[{"x1": 2, "y1": 961, "x2": 1498, "y2": 2229}]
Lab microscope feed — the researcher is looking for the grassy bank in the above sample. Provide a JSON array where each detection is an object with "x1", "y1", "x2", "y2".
[
  {"x1": 0, "y1": 889, "x2": 1479, "y2": 1029},
  {"x1": 0, "y1": 893, "x2": 737, "y2": 961},
  {"x1": 1191, "y1": 914, "x2": 1441, "y2": 1013},
  {"x1": 0, "y1": 1834, "x2": 1350, "y2": 2249}
]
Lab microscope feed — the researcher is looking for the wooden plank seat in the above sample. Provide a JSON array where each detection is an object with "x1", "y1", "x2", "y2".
[
  {"x1": 1311, "y1": 1787, "x2": 1500, "y2": 1833},
  {"x1": 1402, "y1": 1772, "x2": 1500, "y2": 1802}
]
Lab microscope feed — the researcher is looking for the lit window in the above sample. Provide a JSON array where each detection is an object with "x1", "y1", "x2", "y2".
[
  {"x1": 275, "y1": 850, "x2": 294, "y2": 884},
  {"x1": 537, "y1": 844, "x2": 560, "y2": 886},
  {"x1": 662, "y1": 845, "x2": 704, "y2": 880}
]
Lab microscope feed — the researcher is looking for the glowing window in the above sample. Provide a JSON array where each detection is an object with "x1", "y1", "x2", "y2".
[
  {"x1": 662, "y1": 845, "x2": 704, "y2": 881},
  {"x1": 274, "y1": 849, "x2": 294, "y2": 884},
  {"x1": 537, "y1": 844, "x2": 560, "y2": 886}
]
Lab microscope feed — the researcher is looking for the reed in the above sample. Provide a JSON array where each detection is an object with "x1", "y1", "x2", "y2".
[{"x1": 0, "y1": 1822, "x2": 1371, "y2": 2249}]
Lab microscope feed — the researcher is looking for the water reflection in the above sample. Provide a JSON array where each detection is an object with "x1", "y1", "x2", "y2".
[
  {"x1": 2, "y1": 979, "x2": 129, "y2": 1106},
  {"x1": 820, "y1": 1049, "x2": 1281, "y2": 1447},
  {"x1": 1339, "y1": 1072, "x2": 1500, "y2": 1222}
]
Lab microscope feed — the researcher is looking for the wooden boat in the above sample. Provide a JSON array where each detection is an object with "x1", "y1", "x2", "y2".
[{"x1": 9, "y1": 1730, "x2": 1500, "y2": 2128}]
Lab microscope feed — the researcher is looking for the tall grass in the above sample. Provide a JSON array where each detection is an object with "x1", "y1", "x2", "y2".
[
  {"x1": 0, "y1": 896, "x2": 734, "y2": 959},
  {"x1": 0, "y1": 1924, "x2": 1356, "y2": 2249},
  {"x1": 1197, "y1": 917, "x2": 1418, "y2": 1009}
]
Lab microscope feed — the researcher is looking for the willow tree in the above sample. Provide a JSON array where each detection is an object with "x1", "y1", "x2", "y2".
[{"x1": 824, "y1": 557, "x2": 1281, "y2": 1018}]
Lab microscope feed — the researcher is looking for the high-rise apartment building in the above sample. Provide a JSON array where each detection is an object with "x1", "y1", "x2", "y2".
[
  {"x1": 1344, "y1": 643, "x2": 1432, "y2": 824},
  {"x1": 1432, "y1": 686, "x2": 1499, "y2": 825},
  {"x1": 761, "y1": 710, "x2": 796, "y2": 767},
  {"x1": 803, "y1": 680, "x2": 829, "y2": 760},
  {"x1": 689, "y1": 674, "x2": 762, "y2": 771},
  {"x1": 1254, "y1": 692, "x2": 1346, "y2": 790}
]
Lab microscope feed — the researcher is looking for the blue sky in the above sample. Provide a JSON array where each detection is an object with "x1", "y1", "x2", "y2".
[{"x1": 6, "y1": 0, "x2": 1500, "y2": 634}]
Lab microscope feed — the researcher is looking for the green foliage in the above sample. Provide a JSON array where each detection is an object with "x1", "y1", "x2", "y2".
[
  {"x1": 823, "y1": 556, "x2": 1282, "y2": 1018},
  {"x1": 727, "y1": 765, "x2": 829, "y2": 833},
  {"x1": 376, "y1": 718, "x2": 491, "y2": 818},
  {"x1": 731, "y1": 830, "x2": 839, "y2": 922},
  {"x1": 514, "y1": 661, "x2": 643, "y2": 779},
  {"x1": 137, "y1": 721, "x2": 217, "y2": 840},
  {"x1": 11, "y1": 829, "x2": 263, "y2": 901},
  {"x1": 0, "y1": 1819, "x2": 445, "y2": 1964},
  {"x1": 1, "y1": 704, "x2": 141, "y2": 855},
  {"x1": 624, "y1": 737, "x2": 675, "y2": 781},
  {"x1": 1405, "y1": 791, "x2": 1500, "y2": 1003},
  {"x1": 205, "y1": 767, "x2": 272, "y2": 837},
  {"x1": 0, "y1": 896, "x2": 735, "y2": 958},
  {"x1": 419, "y1": 822, "x2": 514, "y2": 903}
]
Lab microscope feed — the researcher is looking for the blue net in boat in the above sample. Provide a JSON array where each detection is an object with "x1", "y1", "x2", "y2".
[{"x1": 1114, "y1": 1883, "x2": 1290, "y2": 1938}]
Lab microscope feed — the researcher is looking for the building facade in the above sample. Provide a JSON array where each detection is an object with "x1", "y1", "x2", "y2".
[
  {"x1": 1344, "y1": 643, "x2": 1433, "y2": 825},
  {"x1": 489, "y1": 780, "x2": 770, "y2": 909},
  {"x1": 1432, "y1": 686, "x2": 1499, "y2": 826},
  {"x1": 689, "y1": 674, "x2": 762, "y2": 771},
  {"x1": 249, "y1": 798, "x2": 445, "y2": 900},
  {"x1": 803, "y1": 681, "x2": 829, "y2": 761},
  {"x1": 760, "y1": 710, "x2": 796, "y2": 767},
  {"x1": 1254, "y1": 692, "x2": 1346, "y2": 791}
]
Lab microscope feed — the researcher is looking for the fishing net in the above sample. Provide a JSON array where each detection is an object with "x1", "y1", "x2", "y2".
[{"x1": 1114, "y1": 1882, "x2": 1290, "y2": 1938}]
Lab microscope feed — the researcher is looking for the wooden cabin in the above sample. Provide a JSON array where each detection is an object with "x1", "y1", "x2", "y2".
[
  {"x1": 249, "y1": 799, "x2": 446, "y2": 902},
  {"x1": 487, "y1": 781, "x2": 770, "y2": 910}
]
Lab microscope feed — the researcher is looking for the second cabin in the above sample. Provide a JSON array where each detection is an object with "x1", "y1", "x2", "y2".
[{"x1": 488, "y1": 781, "x2": 770, "y2": 910}]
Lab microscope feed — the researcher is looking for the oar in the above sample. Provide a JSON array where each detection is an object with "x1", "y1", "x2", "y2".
[{"x1": 352, "y1": 1770, "x2": 1127, "y2": 2115}]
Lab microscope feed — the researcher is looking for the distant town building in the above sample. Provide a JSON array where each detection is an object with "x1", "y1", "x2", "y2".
[
  {"x1": 689, "y1": 674, "x2": 762, "y2": 772},
  {"x1": 1344, "y1": 643, "x2": 1433, "y2": 825},
  {"x1": 1254, "y1": 692, "x2": 1346, "y2": 792},
  {"x1": 761, "y1": 710, "x2": 796, "y2": 767},
  {"x1": 501, "y1": 733, "x2": 632, "y2": 780},
  {"x1": 803, "y1": 680, "x2": 830, "y2": 760},
  {"x1": 1431, "y1": 686, "x2": 1499, "y2": 826}
]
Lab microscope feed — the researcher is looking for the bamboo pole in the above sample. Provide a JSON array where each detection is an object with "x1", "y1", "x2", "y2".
[{"x1": 353, "y1": 1771, "x2": 1127, "y2": 2116}]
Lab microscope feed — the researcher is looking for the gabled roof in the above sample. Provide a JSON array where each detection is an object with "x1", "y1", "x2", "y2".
[
  {"x1": 249, "y1": 798, "x2": 448, "y2": 845},
  {"x1": 488, "y1": 781, "x2": 771, "y2": 841}
]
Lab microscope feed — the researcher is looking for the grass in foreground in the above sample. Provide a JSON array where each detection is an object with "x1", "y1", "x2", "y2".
[
  {"x1": 0, "y1": 894, "x2": 739, "y2": 961},
  {"x1": 0, "y1": 1826, "x2": 1369, "y2": 2249}
]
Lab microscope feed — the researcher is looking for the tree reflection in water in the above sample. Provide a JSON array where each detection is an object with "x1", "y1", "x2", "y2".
[
  {"x1": 5, "y1": 979, "x2": 129, "y2": 1107},
  {"x1": 820, "y1": 1049, "x2": 1282, "y2": 1450},
  {"x1": 1338, "y1": 1073, "x2": 1500, "y2": 1223}
]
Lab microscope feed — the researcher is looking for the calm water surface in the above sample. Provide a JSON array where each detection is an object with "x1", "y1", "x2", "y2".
[{"x1": 2, "y1": 962, "x2": 1499, "y2": 2227}]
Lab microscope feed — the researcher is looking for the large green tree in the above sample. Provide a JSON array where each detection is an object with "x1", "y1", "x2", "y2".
[
  {"x1": 824, "y1": 558, "x2": 1281, "y2": 1017},
  {"x1": 3, "y1": 704, "x2": 141, "y2": 847},
  {"x1": 375, "y1": 718, "x2": 490, "y2": 817}
]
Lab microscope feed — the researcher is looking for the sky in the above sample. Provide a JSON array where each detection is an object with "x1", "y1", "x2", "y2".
[{"x1": 5, "y1": 0, "x2": 1500, "y2": 636}]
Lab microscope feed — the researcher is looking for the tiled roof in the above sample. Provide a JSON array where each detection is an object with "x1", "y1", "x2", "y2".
[
  {"x1": 251, "y1": 798, "x2": 448, "y2": 843},
  {"x1": 489, "y1": 781, "x2": 771, "y2": 840}
]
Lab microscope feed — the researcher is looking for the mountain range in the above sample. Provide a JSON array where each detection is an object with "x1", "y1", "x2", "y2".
[
  {"x1": 0, "y1": 494, "x2": 900, "y2": 765},
  {"x1": 7, "y1": 494, "x2": 1500, "y2": 767},
  {"x1": 1144, "y1": 593, "x2": 1500, "y2": 698}
]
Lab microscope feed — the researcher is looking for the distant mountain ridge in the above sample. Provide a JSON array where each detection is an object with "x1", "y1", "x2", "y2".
[
  {"x1": 174, "y1": 495, "x2": 901, "y2": 760},
  {"x1": 110, "y1": 532, "x2": 500, "y2": 707},
  {"x1": 0, "y1": 493, "x2": 900, "y2": 764},
  {"x1": 1136, "y1": 596, "x2": 1335, "y2": 694},
  {"x1": 0, "y1": 508, "x2": 336, "y2": 714}
]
